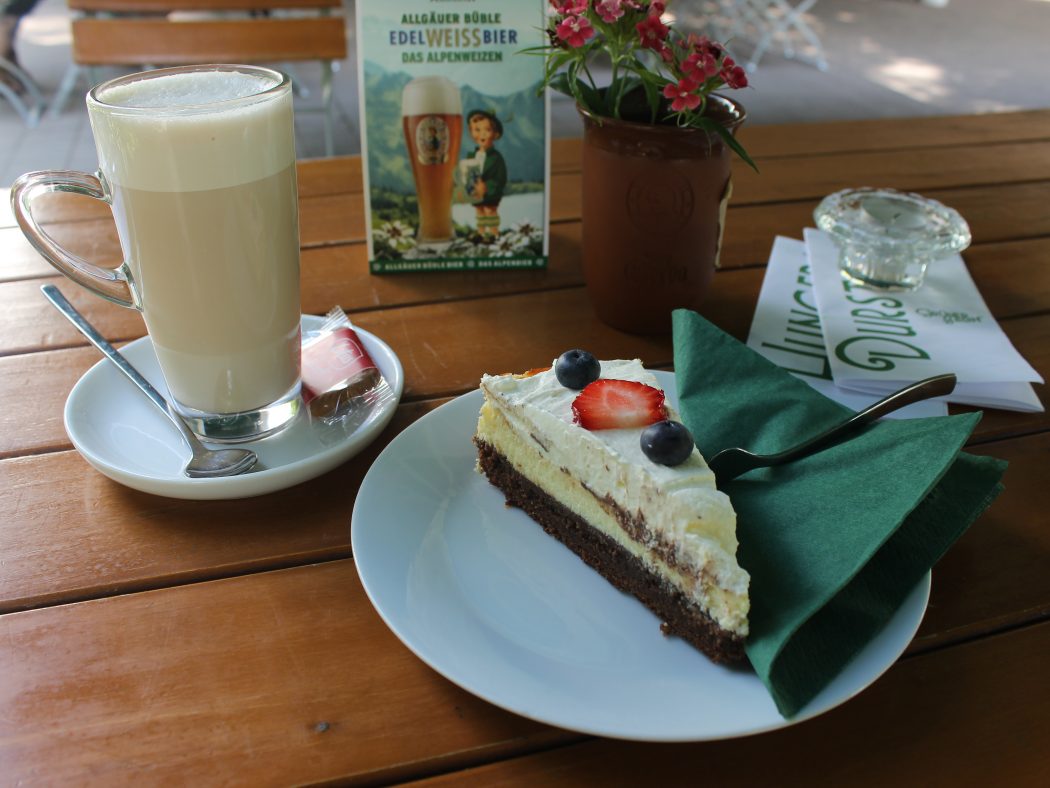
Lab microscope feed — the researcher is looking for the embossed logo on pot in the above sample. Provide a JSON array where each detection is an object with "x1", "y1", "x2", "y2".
[
  {"x1": 626, "y1": 173, "x2": 694, "y2": 233},
  {"x1": 623, "y1": 257, "x2": 691, "y2": 287}
]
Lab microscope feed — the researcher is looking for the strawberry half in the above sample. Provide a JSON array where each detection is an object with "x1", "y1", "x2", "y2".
[{"x1": 571, "y1": 379, "x2": 667, "y2": 430}]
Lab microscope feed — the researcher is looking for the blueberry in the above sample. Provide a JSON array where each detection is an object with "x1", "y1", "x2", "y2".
[
  {"x1": 555, "y1": 349, "x2": 600, "y2": 390},
  {"x1": 640, "y1": 420, "x2": 694, "y2": 466}
]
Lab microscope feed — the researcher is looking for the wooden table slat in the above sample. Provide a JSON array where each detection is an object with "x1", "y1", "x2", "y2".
[
  {"x1": 405, "y1": 621, "x2": 1050, "y2": 787},
  {"x1": 7, "y1": 137, "x2": 1050, "y2": 276},
  {"x1": 9, "y1": 109, "x2": 1049, "y2": 228},
  {"x1": 0, "y1": 560, "x2": 574, "y2": 786},
  {"x1": 736, "y1": 108, "x2": 1050, "y2": 159},
  {"x1": 2, "y1": 422, "x2": 1046, "y2": 645},
  {"x1": 0, "y1": 400, "x2": 444, "y2": 613},
  {"x1": 6, "y1": 172, "x2": 1049, "y2": 291},
  {"x1": 4, "y1": 178, "x2": 1049, "y2": 357},
  {"x1": 2, "y1": 281, "x2": 1047, "y2": 459}
]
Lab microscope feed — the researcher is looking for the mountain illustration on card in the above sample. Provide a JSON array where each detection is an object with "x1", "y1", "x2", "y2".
[{"x1": 362, "y1": 63, "x2": 546, "y2": 195}]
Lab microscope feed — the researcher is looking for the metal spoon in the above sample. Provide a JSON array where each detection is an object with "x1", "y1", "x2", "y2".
[
  {"x1": 41, "y1": 285, "x2": 258, "y2": 478},
  {"x1": 707, "y1": 373, "x2": 957, "y2": 485}
]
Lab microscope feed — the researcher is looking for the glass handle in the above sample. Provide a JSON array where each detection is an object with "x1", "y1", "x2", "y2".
[{"x1": 9, "y1": 170, "x2": 139, "y2": 310}]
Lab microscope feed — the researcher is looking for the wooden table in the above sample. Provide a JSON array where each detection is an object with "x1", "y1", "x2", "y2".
[{"x1": 2, "y1": 112, "x2": 1048, "y2": 785}]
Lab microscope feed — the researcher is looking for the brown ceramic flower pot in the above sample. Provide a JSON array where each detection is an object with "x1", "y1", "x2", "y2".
[{"x1": 579, "y1": 95, "x2": 746, "y2": 334}]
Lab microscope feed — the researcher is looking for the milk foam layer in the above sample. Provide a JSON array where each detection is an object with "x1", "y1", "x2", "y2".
[
  {"x1": 401, "y1": 75, "x2": 462, "y2": 116},
  {"x1": 97, "y1": 70, "x2": 274, "y2": 108},
  {"x1": 89, "y1": 69, "x2": 295, "y2": 192}
]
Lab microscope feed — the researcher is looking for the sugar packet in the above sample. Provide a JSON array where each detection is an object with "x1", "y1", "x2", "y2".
[{"x1": 301, "y1": 307, "x2": 395, "y2": 431}]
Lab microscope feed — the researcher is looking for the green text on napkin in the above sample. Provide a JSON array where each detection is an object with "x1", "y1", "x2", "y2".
[{"x1": 672, "y1": 309, "x2": 1007, "y2": 718}]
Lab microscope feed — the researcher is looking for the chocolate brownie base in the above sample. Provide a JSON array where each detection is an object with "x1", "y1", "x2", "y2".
[{"x1": 475, "y1": 439, "x2": 746, "y2": 665}]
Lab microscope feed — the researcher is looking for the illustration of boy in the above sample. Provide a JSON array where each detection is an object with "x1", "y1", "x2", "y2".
[{"x1": 465, "y1": 109, "x2": 507, "y2": 239}]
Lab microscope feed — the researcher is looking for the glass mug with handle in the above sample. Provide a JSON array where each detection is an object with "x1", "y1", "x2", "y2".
[{"x1": 11, "y1": 64, "x2": 302, "y2": 442}]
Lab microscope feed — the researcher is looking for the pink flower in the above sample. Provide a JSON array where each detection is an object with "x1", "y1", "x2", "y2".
[
  {"x1": 557, "y1": 14, "x2": 596, "y2": 48},
  {"x1": 663, "y1": 78, "x2": 701, "y2": 112},
  {"x1": 635, "y1": 15, "x2": 668, "y2": 49},
  {"x1": 721, "y1": 60, "x2": 749, "y2": 89},
  {"x1": 681, "y1": 51, "x2": 720, "y2": 79},
  {"x1": 595, "y1": 0, "x2": 625, "y2": 23},
  {"x1": 688, "y1": 34, "x2": 725, "y2": 61},
  {"x1": 551, "y1": 0, "x2": 589, "y2": 14}
]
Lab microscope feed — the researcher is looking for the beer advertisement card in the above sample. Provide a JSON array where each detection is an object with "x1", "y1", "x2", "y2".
[{"x1": 356, "y1": 0, "x2": 550, "y2": 273}]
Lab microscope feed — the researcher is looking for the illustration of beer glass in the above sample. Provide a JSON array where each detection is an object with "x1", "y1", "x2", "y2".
[{"x1": 401, "y1": 76, "x2": 462, "y2": 245}]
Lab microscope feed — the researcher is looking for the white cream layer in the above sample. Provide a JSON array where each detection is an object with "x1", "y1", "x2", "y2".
[{"x1": 477, "y1": 360, "x2": 749, "y2": 636}]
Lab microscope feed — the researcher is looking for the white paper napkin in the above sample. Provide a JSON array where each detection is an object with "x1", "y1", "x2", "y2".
[
  {"x1": 805, "y1": 228, "x2": 1044, "y2": 412},
  {"x1": 746, "y1": 236, "x2": 948, "y2": 418}
]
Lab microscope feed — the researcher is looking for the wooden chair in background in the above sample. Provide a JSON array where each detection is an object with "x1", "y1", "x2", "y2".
[
  {"x1": 1, "y1": 54, "x2": 45, "y2": 127},
  {"x1": 55, "y1": 0, "x2": 348, "y2": 154}
]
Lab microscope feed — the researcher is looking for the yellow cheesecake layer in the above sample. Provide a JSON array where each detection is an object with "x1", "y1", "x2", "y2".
[{"x1": 476, "y1": 360, "x2": 749, "y2": 637}]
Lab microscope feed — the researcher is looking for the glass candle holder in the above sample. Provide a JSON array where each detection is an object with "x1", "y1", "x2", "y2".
[{"x1": 813, "y1": 188, "x2": 971, "y2": 290}]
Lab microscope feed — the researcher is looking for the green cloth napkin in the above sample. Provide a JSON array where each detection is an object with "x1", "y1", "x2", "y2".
[{"x1": 671, "y1": 309, "x2": 1007, "y2": 718}]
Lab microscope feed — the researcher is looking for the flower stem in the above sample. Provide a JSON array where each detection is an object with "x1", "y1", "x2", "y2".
[{"x1": 609, "y1": 30, "x2": 628, "y2": 119}]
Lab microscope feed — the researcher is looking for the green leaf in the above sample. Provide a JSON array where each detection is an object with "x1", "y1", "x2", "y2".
[
  {"x1": 578, "y1": 81, "x2": 603, "y2": 114},
  {"x1": 561, "y1": 62, "x2": 603, "y2": 116},
  {"x1": 694, "y1": 116, "x2": 760, "y2": 172},
  {"x1": 605, "y1": 74, "x2": 621, "y2": 116},
  {"x1": 640, "y1": 77, "x2": 661, "y2": 123},
  {"x1": 548, "y1": 71, "x2": 573, "y2": 99}
]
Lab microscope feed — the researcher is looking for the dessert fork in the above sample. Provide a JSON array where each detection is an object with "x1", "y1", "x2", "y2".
[{"x1": 708, "y1": 373, "x2": 958, "y2": 484}]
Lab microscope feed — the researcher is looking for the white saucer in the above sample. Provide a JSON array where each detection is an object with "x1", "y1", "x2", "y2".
[
  {"x1": 64, "y1": 315, "x2": 403, "y2": 500},
  {"x1": 352, "y1": 371, "x2": 930, "y2": 741}
]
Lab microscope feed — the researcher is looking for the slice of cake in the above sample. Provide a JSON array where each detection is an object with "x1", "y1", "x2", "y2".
[{"x1": 473, "y1": 352, "x2": 749, "y2": 664}]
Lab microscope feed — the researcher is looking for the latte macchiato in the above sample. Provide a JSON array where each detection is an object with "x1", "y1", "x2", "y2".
[
  {"x1": 11, "y1": 65, "x2": 302, "y2": 441},
  {"x1": 90, "y1": 68, "x2": 301, "y2": 426}
]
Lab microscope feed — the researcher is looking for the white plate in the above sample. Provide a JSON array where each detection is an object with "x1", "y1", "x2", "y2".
[
  {"x1": 65, "y1": 315, "x2": 403, "y2": 500},
  {"x1": 351, "y1": 370, "x2": 930, "y2": 741}
]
